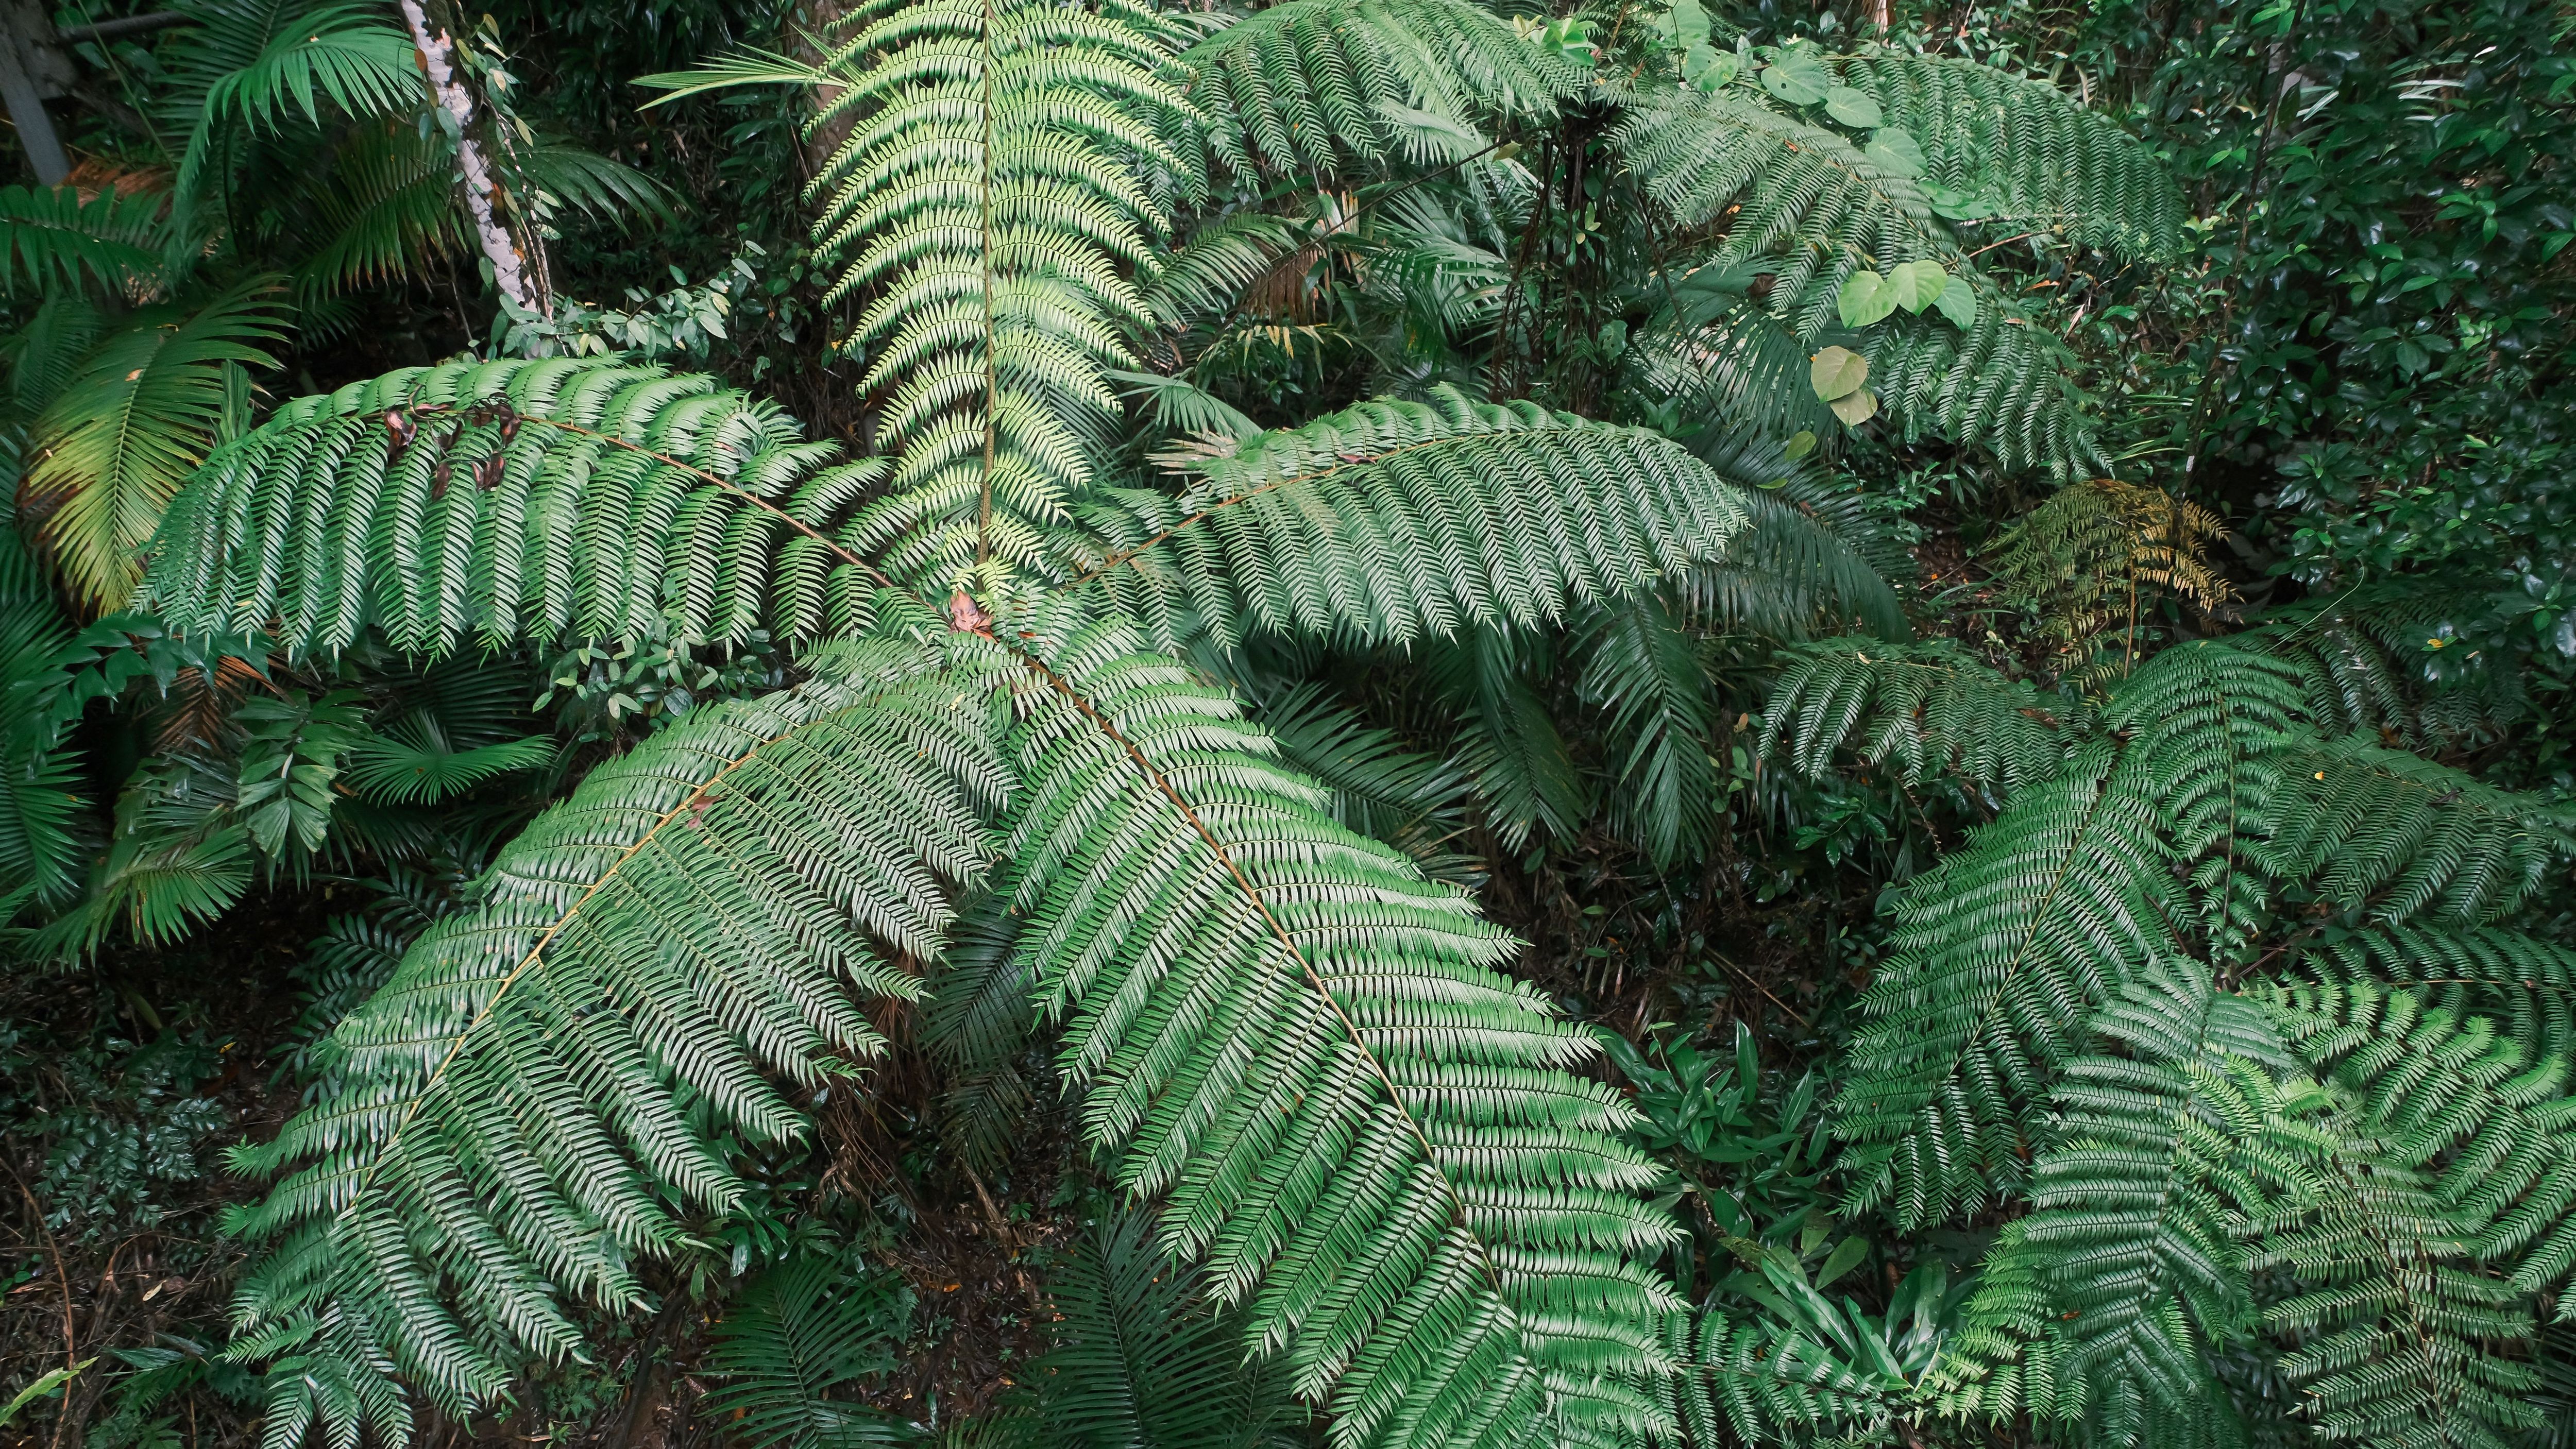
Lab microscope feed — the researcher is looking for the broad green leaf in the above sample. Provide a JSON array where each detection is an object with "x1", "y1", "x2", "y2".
[
  {"x1": 1684, "y1": 44, "x2": 1739, "y2": 90},
  {"x1": 1760, "y1": 50, "x2": 1831, "y2": 105},
  {"x1": 1862, "y1": 126, "x2": 1926, "y2": 176},
  {"x1": 1829, "y1": 387, "x2": 1880, "y2": 427},
  {"x1": 1810, "y1": 346, "x2": 1869, "y2": 401},
  {"x1": 1823, "y1": 85, "x2": 1884, "y2": 129},
  {"x1": 1662, "y1": 0, "x2": 1710, "y2": 50},
  {"x1": 1889, "y1": 260, "x2": 1948, "y2": 313},
  {"x1": 1933, "y1": 272, "x2": 1979, "y2": 329},
  {"x1": 1927, "y1": 182, "x2": 1999, "y2": 221},
  {"x1": 1782, "y1": 429, "x2": 1818, "y2": 461},
  {"x1": 1837, "y1": 271, "x2": 1896, "y2": 328}
]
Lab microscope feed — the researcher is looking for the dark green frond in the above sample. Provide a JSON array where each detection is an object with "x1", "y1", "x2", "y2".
[
  {"x1": 2297, "y1": 926, "x2": 2576, "y2": 1064},
  {"x1": 0, "y1": 183, "x2": 161, "y2": 297},
  {"x1": 1179, "y1": 0, "x2": 1579, "y2": 180},
  {"x1": 1831, "y1": 52, "x2": 2188, "y2": 265},
  {"x1": 143, "y1": 357, "x2": 885, "y2": 656},
  {"x1": 1761, "y1": 639, "x2": 2086, "y2": 794},
  {"x1": 1650, "y1": 1304, "x2": 1901, "y2": 1446},
  {"x1": 993, "y1": 600, "x2": 1679, "y2": 1449},
  {"x1": 224, "y1": 637, "x2": 1002, "y2": 1445},
  {"x1": 1071, "y1": 387, "x2": 1754, "y2": 651},
  {"x1": 705, "y1": 1256, "x2": 916, "y2": 1449}
]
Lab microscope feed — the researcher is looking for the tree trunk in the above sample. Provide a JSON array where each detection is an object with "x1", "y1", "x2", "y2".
[{"x1": 396, "y1": 0, "x2": 545, "y2": 316}]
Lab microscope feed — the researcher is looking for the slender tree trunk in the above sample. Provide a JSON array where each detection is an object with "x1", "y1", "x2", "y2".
[
  {"x1": 397, "y1": 0, "x2": 545, "y2": 316},
  {"x1": 0, "y1": 0, "x2": 72, "y2": 184}
]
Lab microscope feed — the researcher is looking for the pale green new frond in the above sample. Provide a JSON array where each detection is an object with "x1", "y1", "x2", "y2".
[
  {"x1": 224, "y1": 638, "x2": 1003, "y2": 1447},
  {"x1": 991, "y1": 599, "x2": 1680, "y2": 1449},
  {"x1": 1180, "y1": 0, "x2": 1578, "y2": 179},
  {"x1": 143, "y1": 356, "x2": 886, "y2": 656},
  {"x1": 1760, "y1": 639, "x2": 2086, "y2": 794},
  {"x1": 1831, "y1": 52, "x2": 2187, "y2": 264},
  {"x1": 1069, "y1": 386, "x2": 1753, "y2": 651},
  {"x1": 28, "y1": 282, "x2": 288, "y2": 610}
]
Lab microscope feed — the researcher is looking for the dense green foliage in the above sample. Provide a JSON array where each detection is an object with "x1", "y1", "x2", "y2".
[{"x1": 3, "y1": 0, "x2": 2569, "y2": 1447}]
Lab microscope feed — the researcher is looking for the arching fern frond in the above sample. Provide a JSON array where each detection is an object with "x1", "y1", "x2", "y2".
[
  {"x1": 224, "y1": 637, "x2": 1002, "y2": 1446},
  {"x1": 2296, "y1": 926, "x2": 2576, "y2": 1066},
  {"x1": 1831, "y1": 52, "x2": 2187, "y2": 265},
  {"x1": 645, "y1": 0, "x2": 1191, "y2": 589},
  {"x1": 1680, "y1": 463, "x2": 1909, "y2": 643},
  {"x1": 996, "y1": 600, "x2": 1679, "y2": 1449},
  {"x1": 1069, "y1": 387, "x2": 1754, "y2": 651},
  {"x1": 703, "y1": 1256, "x2": 914, "y2": 1449},
  {"x1": 1760, "y1": 639, "x2": 2086, "y2": 794},
  {"x1": 1649, "y1": 1303, "x2": 1902, "y2": 1447},
  {"x1": 1179, "y1": 0, "x2": 1578, "y2": 181},
  {"x1": 143, "y1": 356, "x2": 883, "y2": 656}
]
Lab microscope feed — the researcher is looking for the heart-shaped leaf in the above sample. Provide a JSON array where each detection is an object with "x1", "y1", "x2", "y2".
[
  {"x1": 1888, "y1": 260, "x2": 1948, "y2": 313},
  {"x1": 1828, "y1": 387, "x2": 1880, "y2": 427},
  {"x1": 1760, "y1": 50, "x2": 1832, "y2": 105},
  {"x1": 1926, "y1": 182, "x2": 1999, "y2": 221},
  {"x1": 1810, "y1": 346, "x2": 1869, "y2": 401},
  {"x1": 1862, "y1": 126, "x2": 1926, "y2": 177},
  {"x1": 1823, "y1": 85, "x2": 1884, "y2": 129},
  {"x1": 1837, "y1": 271, "x2": 1896, "y2": 329},
  {"x1": 1933, "y1": 273, "x2": 1979, "y2": 329}
]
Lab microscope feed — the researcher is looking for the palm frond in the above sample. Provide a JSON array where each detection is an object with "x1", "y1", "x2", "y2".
[
  {"x1": 1036, "y1": 1212, "x2": 1301, "y2": 1449},
  {"x1": 0, "y1": 184, "x2": 161, "y2": 297},
  {"x1": 705, "y1": 1256, "x2": 916, "y2": 1449}
]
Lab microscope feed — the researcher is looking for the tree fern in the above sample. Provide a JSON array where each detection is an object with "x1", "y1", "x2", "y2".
[
  {"x1": 1759, "y1": 639, "x2": 2086, "y2": 794},
  {"x1": 226, "y1": 635, "x2": 999, "y2": 1444},
  {"x1": 1612, "y1": 88, "x2": 2094, "y2": 472},
  {"x1": 1829, "y1": 52, "x2": 2186, "y2": 266},
  {"x1": 1648, "y1": 1303, "x2": 1902, "y2": 1447}
]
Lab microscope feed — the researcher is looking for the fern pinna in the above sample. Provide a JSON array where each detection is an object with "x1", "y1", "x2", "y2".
[{"x1": 1769, "y1": 636, "x2": 2576, "y2": 1446}]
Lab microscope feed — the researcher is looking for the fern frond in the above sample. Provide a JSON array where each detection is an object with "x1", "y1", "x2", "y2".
[
  {"x1": 1071, "y1": 387, "x2": 1753, "y2": 651},
  {"x1": 0, "y1": 183, "x2": 161, "y2": 296},
  {"x1": 1650, "y1": 1303, "x2": 1901, "y2": 1446},
  {"x1": 1613, "y1": 90, "x2": 2098, "y2": 472},
  {"x1": 29, "y1": 283, "x2": 288, "y2": 610},
  {"x1": 1577, "y1": 596, "x2": 1721, "y2": 869},
  {"x1": 2254, "y1": 981, "x2": 2560, "y2": 1446},
  {"x1": 2262, "y1": 733, "x2": 2576, "y2": 926},
  {"x1": 143, "y1": 357, "x2": 885, "y2": 656},
  {"x1": 1180, "y1": 0, "x2": 1577, "y2": 180},
  {"x1": 704, "y1": 1256, "x2": 914, "y2": 1449},
  {"x1": 1681, "y1": 462, "x2": 1909, "y2": 642},
  {"x1": 293, "y1": 123, "x2": 471, "y2": 301},
  {"x1": 224, "y1": 637, "x2": 1002, "y2": 1444},
  {"x1": 1760, "y1": 639, "x2": 2086, "y2": 794},
  {"x1": 1036, "y1": 1212, "x2": 1302, "y2": 1449},
  {"x1": 1831, "y1": 52, "x2": 2187, "y2": 265},
  {"x1": 1253, "y1": 681, "x2": 1474, "y2": 881},
  {"x1": 994, "y1": 599, "x2": 1679, "y2": 1449},
  {"x1": 648, "y1": 0, "x2": 1192, "y2": 589},
  {"x1": 2297, "y1": 925, "x2": 2576, "y2": 1065},
  {"x1": 1419, "y1": 624, "x2": 1585, "y2": 850}
]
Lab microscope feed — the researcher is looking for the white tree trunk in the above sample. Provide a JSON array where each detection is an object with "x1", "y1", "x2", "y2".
[{"x1": 398, "y1": 0, "x2": 544, "y2": 316}]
